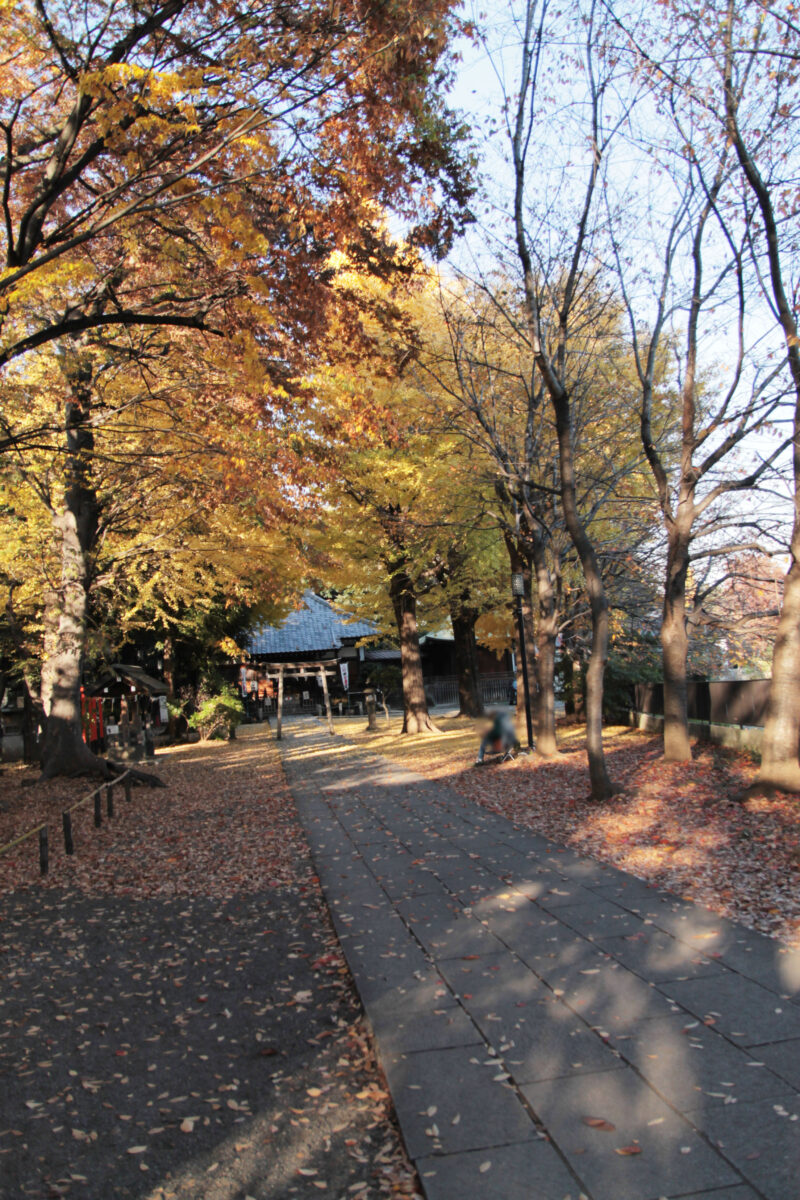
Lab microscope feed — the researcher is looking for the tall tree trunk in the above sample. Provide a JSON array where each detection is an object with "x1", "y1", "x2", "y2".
[
  {"x1": 504, "y1": 534, "x2": 538, "y2": 727},
  {"x1": 521, "y1": 564, "x2": 537, "y2": 712},
  {"x1": 163, "y1": 635, "x2": 178, "y2": 738},
  {"x1": 549, "y1": 393, "x2": 615, "y2": 797},
  {"x1": 510, "y1": 16, "x2": 614, "y2": 798},
  {"x1": 39, "y1": 589, "x2": 59, "y2": 720},
  {"x1": 512, "y1": 621, "x2": 524, "y2": 717},
  {"x1": 758, "y1": 557, "x2": 800, "y2": 792},
  {"x1": 531, "y1": 535, "x2": 559, "y2": 757},
  {"x1": 39, "y1": 358, "x2": 108, "y2": 780},
  {"x1": 661, "y1": 527, "x2": 692, "y2": 762},
  {"x1": 22, "y1": 681, "x2": 38, "y2": 764},
  {"x1": 389, "y1": 569, "x2": 437, "y2": 735},
  {"x1": 450, "y1": 605, "x2": 483, "y2": 718},
  {"x1": 723, "y1": 56, "x2": 800, "y2": 792}
]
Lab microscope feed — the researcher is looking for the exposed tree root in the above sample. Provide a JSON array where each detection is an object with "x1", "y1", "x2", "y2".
[{"x1": 37, "y1": 751, "x2": 165, "y2": 788}]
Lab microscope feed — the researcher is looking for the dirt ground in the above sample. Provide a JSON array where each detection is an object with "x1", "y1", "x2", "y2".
[{"x1": 0, "y1": 729, "x2": 421, "y2": 1200}]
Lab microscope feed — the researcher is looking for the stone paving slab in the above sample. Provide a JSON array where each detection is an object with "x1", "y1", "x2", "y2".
[
  {"x1": 684, "y1": 1095, "x2": 800, "y2": 1198},
  {"x1": 752, "y1": 1036, "x2": 800, "y2": 1090},
  {"x1": 279, "y1": 721, "x2": 800, "y2": 1200},
  {"x1": 659, "y1": 973, "x2": 800, "y2": 1046},
  {"x1": 609, "y1": 1014, "x2": 793, "y2": 1110},
  {"x1": 676, "y1": 1189, "x2": 762, "y2": 1200},
  {"x1": 595, "y1": 930, "x2": 730, "y2": 983},
  {"x1": 417, "y1": 1141, "x2": 581, "y2": 1200},
  {"x1": 522, "y1": 1068, "x2": 742, "y2": 1200},
  {"x1": 382, "y1": 1044, "x2": 537, "y2": 1158}
]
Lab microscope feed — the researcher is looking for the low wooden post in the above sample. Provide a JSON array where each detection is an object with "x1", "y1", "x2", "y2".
[
  {"x1": 276, "y1": 667, "x2": 284, "y2": 740},
  {"x1": 39, "y1": 827, "x2": 48, "y2": 875},
  {"x1": 320, "y1": 668, "x2": 334, "y2": 735},
  {"x1": 123, "y1": 774, "x2": 132, "y2": 803},
  {"x1": 94, "y1": 791, "x2": 102, "y2": 827},
  {"x1": 106, "y1": 783, "x2": 114, "y2": 819},
  {"x1": 62, "y1": 811, "x2": 74, "y2": 856}
]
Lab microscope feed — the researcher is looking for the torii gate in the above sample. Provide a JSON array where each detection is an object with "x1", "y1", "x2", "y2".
[{"x1": 258, "y1": 661, "x2": 337, "y2": 739}]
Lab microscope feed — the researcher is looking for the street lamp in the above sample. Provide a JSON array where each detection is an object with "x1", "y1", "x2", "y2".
[{"x1": 511, "y1": 572, "x2": 534, "y2": 751}]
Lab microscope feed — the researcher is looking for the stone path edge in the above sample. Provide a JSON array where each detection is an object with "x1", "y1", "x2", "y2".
[{"x1": 277, "y1": 720, "x2": 800, "y2": 1200}]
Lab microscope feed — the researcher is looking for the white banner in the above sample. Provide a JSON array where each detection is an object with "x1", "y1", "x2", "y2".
[{"x1": 339, "y1": 661, "x2": 350, "y2": 691}]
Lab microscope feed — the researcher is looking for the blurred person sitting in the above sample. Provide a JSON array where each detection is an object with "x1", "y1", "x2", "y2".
[{"x1": 474, "y1": 709, "x2": 520, "y2": 766}]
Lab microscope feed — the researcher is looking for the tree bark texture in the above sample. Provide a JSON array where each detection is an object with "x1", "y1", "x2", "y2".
[
  {"x1": 504, "y1": 535, "x2": 538, "y2": 729},
  {"x1": 758, "y1": 558, "x2": 800, "y2": 791},
  {"x1": 511, "y1": 9, "x2": 614, "y2": 797},
  {"x1": 661, "y1": 527, "x2": 692, "y2": 762},
  {"x1": 389, "y1": 569, "x2": 437, "y2": 734},
  {"x1": 163, "y1": 636, "x2": 177, "y2": 738},
  {"x1": 450, "y1": 605, "x2": 484, "y2": 718},
  {"x1": 531, "y1": 535, "x2": 559, "y2": 757},
  {"x1": 723, "y1": 45, "x2": 800, "y2": 791},
  {"x1": 39, "y1": 357, "x2": 108, "y2": 780},
  {"x1": 549, "y1": 391, "x2": 615, "y2": 796}
]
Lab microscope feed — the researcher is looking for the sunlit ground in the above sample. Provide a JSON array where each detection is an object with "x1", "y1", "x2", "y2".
[{"x1": 332, "y1": 710, "x2": 800, "y2": 944}]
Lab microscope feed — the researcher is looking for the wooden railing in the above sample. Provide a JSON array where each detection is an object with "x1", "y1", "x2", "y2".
[{"x1": 0, "y1": 769, "x2": 134, "y2": 877}]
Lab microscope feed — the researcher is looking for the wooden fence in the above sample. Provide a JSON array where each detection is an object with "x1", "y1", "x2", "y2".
[
  {"x1": 425, "y1": 674, "x2": 516, "y2": 708},
  {"x1": 0, "y1": 769, "x2": 134, "y2": 878},
  {"x1": 632, "y1": 679, "x2": 771, "y2": 727}
]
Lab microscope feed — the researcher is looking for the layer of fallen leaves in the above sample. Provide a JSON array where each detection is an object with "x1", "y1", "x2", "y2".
[
  {"x1": 337, "y1": 713, "x2": 800, "y2": 945},
  {"x1": 0, "y1": 731, "x2": 309, "y2": 897},
  {"x1": 0, "y1": 728, "x2": 421, "y2": 1199}
]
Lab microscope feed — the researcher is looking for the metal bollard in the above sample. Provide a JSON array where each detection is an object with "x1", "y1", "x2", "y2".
[
  {"x1": 123, "y1": 774, "x2": 132, "y2": 803},
  {"x1": 62, "y1": 811, "x2": 74, "y2": 855},
  {"x1": 39, "y1": 827, "x2": 49, "y2": 875}
]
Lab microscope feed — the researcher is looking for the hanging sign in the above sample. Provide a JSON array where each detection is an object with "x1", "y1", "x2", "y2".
[{"x1": 339, "y1": 661, "x2": 350, "y2": 691}]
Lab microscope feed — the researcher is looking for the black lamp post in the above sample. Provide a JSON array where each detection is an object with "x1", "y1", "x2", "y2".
[{"x1": 511, "y1": 571, "x2": 534, "y2": 751}]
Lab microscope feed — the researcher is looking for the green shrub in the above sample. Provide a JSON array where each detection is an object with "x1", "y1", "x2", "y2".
[
  {"x1": 188, "y1": 685, "x2": 244, "y2": 740},
  {"x1": 603, "y1": 638, "x2": 662, "y2": 721}
]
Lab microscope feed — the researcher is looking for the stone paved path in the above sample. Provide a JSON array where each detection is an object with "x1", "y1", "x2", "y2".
[{"x1": 279, "y1": 721, "x2": 800, "y2": 1200}]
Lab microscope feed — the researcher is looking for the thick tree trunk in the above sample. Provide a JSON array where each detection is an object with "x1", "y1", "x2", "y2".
[
  {"x1": 39, "y1": 509, "x2": 104, "y2": 778},
  {"x1": 39, "y1": 360, "x2": 107, "y2": 780},
  {"x1": 534, "y1": 617, "x2": 557, "y2": 756},
  {"x1": 163, "y1": 636, "x2": 178, "y2": 738},
  {"x1": 723, "y1": 34, "x2": 800, "y2": 793},
  {"x1": 661, "y1": 528, "x2": 692, "y2": 762},
  {"x1": 389, "y1": 570, "x2": 437, "y2": 735},
  {"x1": 40, "y1": 589, "x2": 59, "y2": 720},
  {"x1": 450, "y1": 606, "x2": 483, "y2": 718},
  {"x1": 531, "y1": 537, "x2": 558, "y2": 757},
  {"x1": 757, "y1": 555, "x2": 800, "y2": 791}
]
